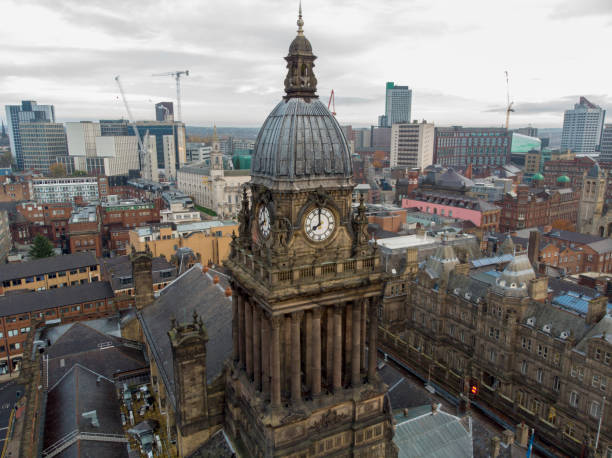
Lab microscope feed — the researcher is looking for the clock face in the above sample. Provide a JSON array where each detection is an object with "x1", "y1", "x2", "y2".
[
  {"x1": 305, "y1": 207, "x2": 335, "y2": 242},
  {"x1": 258, "y1": 205, "x2": 271, "y2": 239}
]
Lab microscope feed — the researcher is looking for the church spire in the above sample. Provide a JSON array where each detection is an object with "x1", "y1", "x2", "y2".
[{"x1": 284, "y1": 2, "x2": 318, "y2": 100}]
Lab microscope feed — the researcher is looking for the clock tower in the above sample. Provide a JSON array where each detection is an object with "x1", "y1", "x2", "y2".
[{"x1": 224, "y1": 6, "x2": 397, "y2": 457}]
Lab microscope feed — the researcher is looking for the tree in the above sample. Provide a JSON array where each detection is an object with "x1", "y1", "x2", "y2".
[
  {"x1": 29, "y1": 235, "x2": 55, "y2": 259},
  {"x1": 49, "y1": 163, "x2": 67, "y2": 177},
  {"x1": 71, "y1": 170, "x2": 88, "y2": 177}
]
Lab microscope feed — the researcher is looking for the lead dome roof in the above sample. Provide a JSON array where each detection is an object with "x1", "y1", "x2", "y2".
[{"x1": 251, "y1": 98, "x2": 352, "y2": 189}]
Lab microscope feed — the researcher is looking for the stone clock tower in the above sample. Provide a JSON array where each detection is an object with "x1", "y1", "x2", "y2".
[{"x1": 224, "y1": 6, "x2": 397, "y2": 458}]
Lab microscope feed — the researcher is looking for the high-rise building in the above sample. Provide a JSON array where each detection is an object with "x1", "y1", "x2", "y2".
[
  {"x1": 561, "y1": 97, "x2": 606, "y2": 155},
  {"x1": 99, "y1": 119, "x2": 130, "y2": 136},
  {"x1": 20, "y1": 121, "x2": 68, "y2": 174},
  {"x1": 516, "y1": 126, "x2": 538, "y2": 138},
  {"x1": 5, "y1": 100, "x2": 55, "y2": 170},
  {"x1": 381, "y1": 82, "x2": 412, "y2": 127},
  {"x1": 434, "y1": 126, "x2": 511, "y2": 169},
  {"x1": 599, "y1": 124, "x2": 612, "y2": 162},
  {"x1": 155, "y1": 102, "x2": 174, "y2": 122},
  {"x1": 390, "y1": 121, "x2": 434, "y2": 170}
]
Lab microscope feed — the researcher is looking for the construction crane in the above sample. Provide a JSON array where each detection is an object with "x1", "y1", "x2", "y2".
[
  {"x1": 114, "y1": 75, "x2": 147, "y2": 172},
  {"x1": 327, "y1": 89, "x2": 336, "y2": 116},
  {"x1": 152, "y1": 70, "x2": 189, "y2": 122},
  {"x1": 505, "y1": 70, "x2": 514, "y2": 130}
]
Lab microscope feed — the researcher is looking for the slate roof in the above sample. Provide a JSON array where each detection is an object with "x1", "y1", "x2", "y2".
[
  {"x1": 522, "y1": 300, "x2": 594, "y2": 342},
  {"x1": 100, "y1": 255, "x2": 177, "y2": 291},
  {"x1": 586, "y1": 239, "x2": 612, "y2": 254},
  {"x1": 0, "y1": 282, "x2": 114, "y2": 317},
  {"x1": 394, "y1": 405, "x2": 473, "y2": 458},
  {"x1": 575, "y1": 316, "x2": 612, "y2": 352},
  {"x1": 43, "y1": 365, "x2": 129, "y2": 458},
  {"x1": 138, "y1": 265, "x2": 233, "y2": 411},
  {"x1": 448, "y1": 272, "x2": 490, "y2": 305},
  {"x1": 0, "y1": 252, "x2": 98, "y2": 282},
  {"x1": 45, "y1": 322, "x2": 147, "y2": 387},
  {"x1": 411, "y1": 189, "x2": 499, "y2": 212}
]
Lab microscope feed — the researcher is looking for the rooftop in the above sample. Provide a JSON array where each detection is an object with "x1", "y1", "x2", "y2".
[
  {"x1": 69, "y1": 205, "x2": 98, "y2": 223},
  {"x1": 100, "y1": 255, "x2": 177, "y2": 291},
  {"x1": 0, "y1": 252, "x2": 98, "y2": 282},
  {"x1": 137, "y1": 265, "x2": 233, "y2": 411},
  {"x1": 0, "y1": 282, "x2": 114, "y2": 317}
]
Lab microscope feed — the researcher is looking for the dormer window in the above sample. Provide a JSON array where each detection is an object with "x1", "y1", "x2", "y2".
[
  {"x1": 560, "y1": 331, "x2": 569, "y2": 340},
  {"x1": 527, "y1": 317, "x2": 536, "y2": 326},
  {"x1": 542, "y1": 324, "x2": 551, "y2": 333}
]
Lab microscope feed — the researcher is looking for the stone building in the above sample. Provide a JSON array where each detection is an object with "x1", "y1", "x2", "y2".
[
  {"x1": 378, "y1": 247, "x2": 612, "y2": 457},
  {"x1": 176, "y1": 129, "x2": 250, "y2": 218},
  {"x1": 577, "y1": 162, "x2": 612, "y2": 237},
  {"x1": 224, "y1": 9, "x2": 396, "y2": 456}
]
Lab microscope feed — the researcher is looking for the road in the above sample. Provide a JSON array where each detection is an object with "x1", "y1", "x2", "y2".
[{"x1": 0, "y1": 380, "x2": 24, "y2": 452}]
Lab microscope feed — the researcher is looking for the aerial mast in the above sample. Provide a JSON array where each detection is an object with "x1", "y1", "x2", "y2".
[{"x1": 505, "y1": 70, "x2": 514, "y2": 130}]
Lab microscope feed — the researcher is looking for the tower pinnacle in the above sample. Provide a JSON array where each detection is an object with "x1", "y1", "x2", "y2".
[{"x1": 297, "y1": 1, "x2": 304, "y2": 35}]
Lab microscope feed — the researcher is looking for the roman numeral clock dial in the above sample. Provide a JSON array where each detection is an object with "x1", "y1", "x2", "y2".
[{"x1": 305, "y1": 207, "x2": 335, "y2": 242}]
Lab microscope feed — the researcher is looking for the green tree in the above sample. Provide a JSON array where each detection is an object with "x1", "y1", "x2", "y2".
[
  {"x1": 29, "y1": 235, "x2": 55, "y2": 259},
  {"x1": 71, "y1": 170, "x2": 88, "y2": 177},
  {"x1": 49, "y1": 163, "x2": 67, "y2": 177}
]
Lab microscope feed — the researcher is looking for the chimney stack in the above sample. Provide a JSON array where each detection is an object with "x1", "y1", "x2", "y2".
[{"x1": 528, "y1": 230, "x2": 541, "y2": 269}]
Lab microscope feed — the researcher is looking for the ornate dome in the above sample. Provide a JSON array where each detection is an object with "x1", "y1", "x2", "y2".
[
  {"x1": 250, "y1": 7, "x2": 352, "y2": 190},
  {"x1": 251, "y1": 98, "x2": 352, "y2": 189},
  {"x1": 493, "y1": 255, "x2": 535, "y2": 297}
]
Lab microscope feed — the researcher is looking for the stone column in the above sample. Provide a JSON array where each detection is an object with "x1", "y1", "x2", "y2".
[
  {"x1": 326, "y1": 309, "x2": 333, "y2": 386},
  {"x1": 253, "y1": 306, "x2": 261, "y2": 390},
  {"x1": 305, "y1": 311, "x2": 312, "y2": 390},
  {"x1": 333, "y1": 306, "x2": 343, "y2": 391},
  {"x1": 232, "y1": 293, "x2": 239, "y2": 362},
  {"x1": 261, "y1": 313, "x2": 270, "y2": 398},
  {"x1": 291, "y1": 312, "x2": 303, "y2": 405},
  {"x1": 344, "y1": 303, "x2": 352, "y2": 382},
  {"x1": 368, "y1": 298, "x2": 379, "y2": 381},
  {"x1": 238, "y1": 294, "x2": 245, "y2": 369},
  {"x1": 311, "y1": 308, "x2": 322, "y2": 396},
  {"x1": 271, "y1": 316, "x2": 282, "y2": 408},
  {"x1": 352, "y1": 301, "x2": 361, "y2": 387},
  {"x1": 284, "y1": 315, "x2": 291, "y2": 395},
  {"x1": 245, "y1": 300, "x2": 253, "y2": 379},
  {"x1": 360, "y1": 299, "x2": 367, "y2": 370}
]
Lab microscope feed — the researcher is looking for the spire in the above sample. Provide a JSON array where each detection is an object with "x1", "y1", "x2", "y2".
[
  {"x1": 297, "y1": 1, "x2": 304, "y2": 35},
  {"x1": 212, "y1": 124, "x2": 218, "y2": 142},
  {"x1": 284, "y1": 2, "x2": 318, "y2": 100}
]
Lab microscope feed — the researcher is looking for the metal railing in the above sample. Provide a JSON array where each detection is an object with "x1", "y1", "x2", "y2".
[{"x1": 42, "y1": 430, "x2": 127, "y2": 458}]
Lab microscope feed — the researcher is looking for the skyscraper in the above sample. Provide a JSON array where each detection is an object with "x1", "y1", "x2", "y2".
[
  {"x1": 598, "y1": 124, "x2": 612, "y2": 162},
  {"x1": 382, "y1": 82, "x2": 412, "y2": 127},
  {"x1": 155, "y1": 102, "x2": 174, "y2": 122},
  {"x1": 5, "y1": 100, "x2": 55, "y2": 170},
  {"x1": 560, "y1": 97, "x2": 606, "y2": 155}
]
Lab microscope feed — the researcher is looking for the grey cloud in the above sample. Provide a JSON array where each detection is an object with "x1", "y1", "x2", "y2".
[
  {"x1": 484, "y1": 95, "x2": 612, "y2": 115},
  {"x1": 550, "y1": 0, "x2": 612, "y2": 19}
]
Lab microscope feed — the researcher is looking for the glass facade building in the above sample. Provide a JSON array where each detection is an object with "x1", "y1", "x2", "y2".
[
  {"x1": 383, "y1": 82, "x2": 412, "y2": 127},
  {"x1": 560, "y1": 97, "x2": 606, "y2": 155},
  {"x1": 5, "y1": 100, "x2": 55, "y2": 170},
  {"x1": 434, "y1": 127, "x2": 511, "y2": 168},
  {"x1": 20, "y1": 122, "x2": 68, "y2": 174},
  {"x1": 130, "y1": 121, "x2": 186, "y2": 170}
]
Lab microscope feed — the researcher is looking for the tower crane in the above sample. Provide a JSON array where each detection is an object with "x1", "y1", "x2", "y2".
[
  {"x1": 505, "y1": 70, "x2": 514, "y2": 130},
  {"x1": 327, "y1": 89, "x2": 336, "y2": 116},
  {"x1": 152, "y1": 70, "x2": 190, "y2": 122},
  {"x1": 114, "y1": 75, "x2": 148, "y2": 173}
]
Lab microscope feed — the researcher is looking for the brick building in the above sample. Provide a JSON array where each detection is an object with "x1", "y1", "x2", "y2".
[
  {"x1": 0, "y1": 252, "x2": 100, "y2": 295},
  {"x1": 498, "y1": 185, "x2": 579, "y2": 232},
  {"x1": 100, "y1": 199, "x2": 161, "y2": 238},
  {"x1": 68, "y1": 206, "x2": 102, "y2": 257},
  {"x1": 0, "y1": 180, "x2": 31, "y2": 202},
  {"x1": 434, "y1": 127, "x2": 511, "y2": 170},
  {"x1": 15, "y1": 201, "x2": 72, "y2": 246},
  {"x1": 0, "y1": 281, "x2": 129, "y2": 375},
  {"x1": 100, "y1": 255, "x2": 177, "y2": 297}
]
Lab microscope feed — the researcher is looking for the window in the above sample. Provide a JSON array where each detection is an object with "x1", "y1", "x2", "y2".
[
  {"x1": 7, "y1": 330, "x2": 17, "y2": 337},
  {"x1": 569, "y1": 391, "x2": 579, "y2": 407},
  {"x1": 489, "y1": 350, "x2": 496, "y2": 362},
  {"x1": 521, "y1": 360, "x2": 527, "y2": 375},
  {"x1": 537, "y1": 368, "x2": 544, "y2": 384},
  {"x1": 590, "y1": 401, "x2": 601, "y2": 419},
  {"x1": 48, "y1": 272, "x2": 57, "y2": 279},
  {"x1": 553, "y1": 376, "x2": 560, "y2": 392},
  {"x1": 592, "y1": 374, "x2": 600, "y2": 388}
]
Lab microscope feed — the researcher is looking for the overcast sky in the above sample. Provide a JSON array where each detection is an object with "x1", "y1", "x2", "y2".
[{"x1": 1, "y1": 0, "x2": 610, "y2": 129}]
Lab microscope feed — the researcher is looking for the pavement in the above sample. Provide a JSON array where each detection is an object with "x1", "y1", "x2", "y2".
[{"x1": 0, "y1": 380, "x2": 24, "y2": 452}]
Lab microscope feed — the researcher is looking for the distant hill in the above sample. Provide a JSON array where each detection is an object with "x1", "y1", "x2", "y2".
[{"x1": 187, "y1": 126, "x2": 260, "y2": 140}]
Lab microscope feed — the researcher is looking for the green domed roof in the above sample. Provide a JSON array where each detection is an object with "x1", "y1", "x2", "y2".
[
  {"x1": 532, "y1": 173, "x2": 544, "y2": 181},
  {"x1": 557, "y1": 175, "x2": 570, "y2": 183}
]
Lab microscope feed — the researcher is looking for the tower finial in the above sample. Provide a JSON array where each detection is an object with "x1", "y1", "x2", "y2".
[{"x1": 297, "y1": 1, "x2": 304, "y2": 35}]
